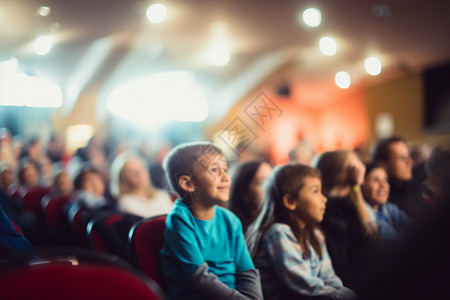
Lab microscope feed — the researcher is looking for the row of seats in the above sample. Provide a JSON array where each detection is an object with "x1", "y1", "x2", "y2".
[
  {"x1": 3, "y1": 186, "x2": 170, "y2": 298},
  {"x1": 0, "y1": 248, "x2": 166, "y2": 300}
]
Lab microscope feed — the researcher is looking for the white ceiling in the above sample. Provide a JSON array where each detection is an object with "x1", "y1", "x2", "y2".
[{"x1": 1, "y1": 0, "x2": 450, "y2": 122}]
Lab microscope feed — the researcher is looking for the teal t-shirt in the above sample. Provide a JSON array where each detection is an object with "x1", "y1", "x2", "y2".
[{"x1": 160, "y1": 199, "x2": 255, "y2": 299}]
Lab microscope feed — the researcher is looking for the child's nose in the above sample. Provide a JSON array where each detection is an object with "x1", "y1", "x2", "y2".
[{"x1": 221, "y1": 171, "x2": 230, "y2": 181}]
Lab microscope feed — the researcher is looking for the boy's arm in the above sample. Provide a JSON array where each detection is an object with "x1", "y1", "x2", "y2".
[
  {"x1": 233, "y1": 218, "x2": 263, "y2": 299},
  {"x1": 189, "y1": 263, "x2": 256, "y2": 300},
  {"x1": 235, "y1": 268, "x2": 263, "y2": 299}
]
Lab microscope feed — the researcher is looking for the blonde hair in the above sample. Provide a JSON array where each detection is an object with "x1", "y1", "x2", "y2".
[{"x1": 110, "y1": 152, "x2": 155, "y2": 199}]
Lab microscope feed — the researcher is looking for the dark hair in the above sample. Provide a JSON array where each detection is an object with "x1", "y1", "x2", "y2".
[
  {"x1": 246, "y1": 163, "x2": 323, "y2": 259},
  {"x1": 17, "y1": 158, "x2": 39, "y2": 186},
  {"x1": 372, "y1": 136, "x2": 406, "y2": 162},
  {"x1": 228, "y1": 160, "x2": 270, "y2": 230},
  {"x1": 74, "y1": 164, "x2": 101, "y2": 190},
  {"x1": 162, "y1": 141, "x2": 226, "y2": 200},
  {"x1": 425, "y1": 144, "x2": 450, "y2": 178},
  {"x1": 315, "y1": 150, "x2": 352, "y2": 197},
  {"x1": 363, "y1": 162, "x2": 385, "y2": 180}
]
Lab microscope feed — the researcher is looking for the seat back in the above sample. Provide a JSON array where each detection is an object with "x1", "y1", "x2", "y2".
[
  {"x1": 41, "y1": 195, "x2": 71, "y2": 237},
  {"x1": 129, "y1": 215, "x2": 167, "y2": 290},
  {"x1": 0, "y1": 261, "x2": 165, "y2": 300},
  {"x1": 67, "y1": 204, "x2": 91, "y2": 248},
  {"x1": 87, "y1": 211, "x2": 142, "y2": 261},
  {"x1": 21, "y1": 187, "x2": 51, "y2": 221}
]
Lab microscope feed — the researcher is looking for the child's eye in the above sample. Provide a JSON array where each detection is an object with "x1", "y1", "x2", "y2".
[{"x1": 210, "y1": 168, "x2": 217, "y2": 173}]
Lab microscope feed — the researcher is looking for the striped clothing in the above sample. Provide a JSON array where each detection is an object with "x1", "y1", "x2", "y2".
[{"x1": 254, "y1": 223, "x2": 356, "y2": 300}]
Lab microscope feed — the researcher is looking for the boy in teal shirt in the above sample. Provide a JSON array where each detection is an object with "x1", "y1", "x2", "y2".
[{"x1": 161, "y1": 142, "x2": 262, "y2": 300}]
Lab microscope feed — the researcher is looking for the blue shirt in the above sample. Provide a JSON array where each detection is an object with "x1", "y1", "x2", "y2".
[
  {"x1": 0, "y1": 203, "x2": 39, "y2": 262},
  {"x1": 254, "y1": 223, "x2": 355, "y2": 300},
  {"x1": 160, "y1": 199, "x2": 255, "y2": 300},
  {"x1": 366, "y1": 201, "x2": 414, "y2": 243}
]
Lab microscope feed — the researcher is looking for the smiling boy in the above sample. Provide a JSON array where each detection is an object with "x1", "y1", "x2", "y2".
[{"x1": 160, "y1": 142, "x2": 262, "y2": 300}]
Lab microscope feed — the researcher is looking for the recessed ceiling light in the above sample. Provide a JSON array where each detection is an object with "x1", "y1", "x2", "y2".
[
  {"x1": 33, "y1": 36, "x2": 52, "y2": 55},
  {"x1": 365, "y1": 57, "x2": 382, "y2": 75},
  {"x1": 335, "y1": 71, "x2": 351, "y2": 89},
  {"x1": 301, "y1": 8, "x2": 321, "y2": 27},
  {"x1": 319, "y1": 36, "x2": 337, "y2": 56},
  {"x1": 146, "y1": 4, "x2": 167, "y2": 24},
  {"x1": 37, "y1": 6, "x2": 51, "y2": 17}
]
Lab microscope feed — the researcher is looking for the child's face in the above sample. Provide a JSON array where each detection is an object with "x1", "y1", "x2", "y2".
[
  {"x1": 292, "y1": 176, "x2": 327, "y2": 226},
  {"x1": 192, "y1": 153, "x2": 231, "y2": 205},
  {"x1": 362, "y1": 167, "x2": 389, "y2": 208},
  {"x1": 82, "y1": 172, "x2": 105, "y2": 197}
]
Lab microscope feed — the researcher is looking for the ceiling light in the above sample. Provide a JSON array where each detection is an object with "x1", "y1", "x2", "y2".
[
  {"x1": 302, "y1": 8, "x2": 321, "y2": 27},
  {"x1": 33, "y1": 36, "x2": 52, "y2": 55},
  {"x1": 365, "y1": 56, "x2": 382, "y2": 75},
  {"x1": 335, "y1": 71, "x2": 351, "y2": 89},
  {"x1": 37, "y1": 6, "x2": 51, "y2": 17},
  {"x1": 146, "y1": 4, "x2": 167, "y2": 24},
  {"x1": 319, "y1": 36, "x2": 337, "y2": 56},
  {"x1": 50, "y1": 22, "x2": 60, "y2": 33},
  {"x1": 107, "y1": 71, "x2": 209, "y2": 128},
  {"x1": 207, "y1": 44, "x2": 230, "y2": 67}
]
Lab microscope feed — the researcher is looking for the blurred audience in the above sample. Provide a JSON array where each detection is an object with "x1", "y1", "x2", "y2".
[
  {"x1": 314, "y1": 150, "x2": 377, "y2": 291},
  {"x1": 288, "y1": 138, "x2": 315, "y2": 165},
  {"x1": 69, "y1": 164, "x2": 113, "y2": 210},
  {"x1": 15, "y1": 158, "x2": 41, "y2": 198},
  {"x1": 109, "y1": 153, "x2": 173, "y2": 218},
  {"x1": 372, "y1": 136, "x2": 426, "y2": 219},
  {"x1": 0, "y1": 128, "x2": 18, "y2": 173},
  {"x1": 228, "y1": 160, "x2": 273, "y2": 233},
  {"x1": 423, "y1": 144, "x2": 450, "y2": 207},
  {"x1": 51, "y1": 170, "x2": 74, "y2": 198},
  {"x1": 361, "y1": 163, "x2": 414, "y2": 244}
]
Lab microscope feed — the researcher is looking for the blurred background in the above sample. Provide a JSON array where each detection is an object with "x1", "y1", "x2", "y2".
[{"x1": 1, "y1": 0, "x2": 449, "y2": 163}]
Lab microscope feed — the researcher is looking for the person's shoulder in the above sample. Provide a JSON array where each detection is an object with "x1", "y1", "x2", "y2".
[
  {"x1": 167, "y1": 199, "x2": 191, "y2": 220},
  {"x1": 264, "y1": 223, "x2": 294, "y2": 240},
  {"x1": 215, "y1": 205, "x2": 243, "y2": 228}
]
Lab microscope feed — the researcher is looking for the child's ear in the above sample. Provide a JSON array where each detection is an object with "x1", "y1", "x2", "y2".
[
  {"x1": 282, "y1": 194, "x2": 296, "y2": 211},
  {"x1": 178, "y1": 175, "x2": 196, "y2": 193}
]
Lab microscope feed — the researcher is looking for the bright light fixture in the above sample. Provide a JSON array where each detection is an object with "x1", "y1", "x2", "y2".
[
  {"x1": 107, "y1": 71, "x2": 209, "y2": 127},
  {"x1": 33, "y1": 36, "x2": 52, "y2": 55},
  {"x1": 365, "y1": 56, "x2": 382, "y2": 76},
  {"x1": 319, "y1": 36, "x2": 337, "y2": 56},
  {"x1": 37, "y1": 6, "x2": 51, "y2": 17},
  {"x1": 1, "y1": 72, "x2": 62, "y2": 107},
  {"x1": 146, "y1": 4, "x2": 167, "y2": 24},
  {"x1": 335, "y1": 71, "x2": 351, "y2": 89},
  {"x1": 302, "y1": 8, "x2": 321, "y2": 27},
  {"x1": 207, "y1": 44, "x2": 230, "y2": 67}
]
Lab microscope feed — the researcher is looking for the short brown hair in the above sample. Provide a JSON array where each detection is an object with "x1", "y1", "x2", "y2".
[{"x1": 162, "y1": 141, "x2": 225, "y2": 199}]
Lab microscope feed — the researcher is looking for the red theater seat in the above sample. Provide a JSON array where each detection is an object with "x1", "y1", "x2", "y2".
[
  {"x1": 0, "y1": 261, "x2": 165, "y2": 300},
  {"x1": 21, "y1": 187, "x2": 51, "y2": 221},
  {"x1": 87, "y1": 211, "x2": 142, "y2": 262},
  {"x1": 129, "y1": 215, "x2": 167, "y2": 291},
  {"x1": 41, "y1": 195, "x2": 71, "y2": 237}
]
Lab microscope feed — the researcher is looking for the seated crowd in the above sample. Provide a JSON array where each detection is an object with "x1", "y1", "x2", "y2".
[{"x1": 0, "y1": 127, "x2": 449, "y2": 299}]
